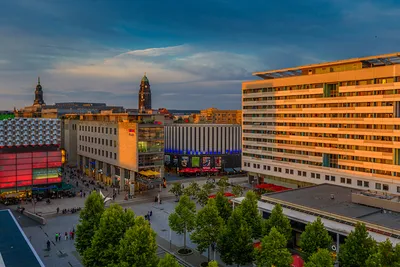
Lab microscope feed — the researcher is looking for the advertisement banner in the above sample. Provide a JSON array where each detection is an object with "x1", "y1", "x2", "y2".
[
  {"x1": 164, "y1": 155, "x2": 171, "y2": 165},
  {"x1": 202, "y1": 157, "x2": 211, "y2": 169},
  {"x1": 192, "y1": 157, "x2": 200, "y2": 167},
  {"x1": 215, "y1": 157, "x2": 222, "y2": 169},
  {"x1": 181, "y1": 156, "x2": 189, "y2": 167}
]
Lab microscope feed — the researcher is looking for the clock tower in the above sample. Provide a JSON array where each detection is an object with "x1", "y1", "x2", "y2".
[
  {"x1": 33, "y1": 77, "x2": 45, "y2": 106},
  {"x1": 138, "y1": 73, "x2": 152, "y2": 113}
]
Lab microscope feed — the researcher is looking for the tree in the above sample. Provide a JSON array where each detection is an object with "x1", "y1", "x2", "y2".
[
  {"x1": 183, "y1": 181, "x2": 200, "y2": 199},
  {"x1": 339, "y1": 223, "x2": 377, "y2": 267},
  {"x1": 256, "y1": 227, "x2": 293, "y2": 267},
  {"x1": 83, "y1": 204, "x2": 136, "y2": 267},
  {"x1": 231, "y1": 184, "x2": 244, "y2": 197},
  {"x1": 304, "y1": 249, "x2": 334, "y2": 267},
  {"x1": 366, "y1": 239, "x2": 400, "y2": 267},
  {"x1": 215, "y1": 192, "x2": 232, "y2": 222},
  {"x1": 239, "y1": 191, "x2": 262, "y2": 239},
  {"x1": 218, "y1": 208, "x2": 254, "y2": 267},
  {"x1": 207, "y1": 261, "x2": 218, "y2": 267},
  {"x1": 263, "y1": 203, "x2": 292, "y2": 242},
  {"x1": 116, "y1": 216, "x2": 158, "y2": 267},
  {"x1": 300, "y1": 217, "x2": 332, "y2": 261},
  {"x1": 169, "y1": 183, "x2": 183, "y2": 200},
  {"x1": 196, "y1": 188, "x2": 210, "y2": 207},
  {"x1": 158, "y1": 254, "x2": 180, "y2": 267},
  {"x1": 168, "y1": 195, "x2": 196, "y2": 250},
  {"x1": 75, "y1": 191, "x2": 105, "y2": 255},
  {"x1": 191, "y1": 199, "x2": 224, "y2": 262},
  {"x1": 203, "y1": 181, "x2": 216, "y2": 192},
  {"x1": 216, "y1": 176, "x2": 230, "y2": 193}
]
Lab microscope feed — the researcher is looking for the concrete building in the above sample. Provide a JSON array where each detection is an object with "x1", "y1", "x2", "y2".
[
  {"x1": 76, "y1": 112, "x2": 164, "y2": 193},
  {"x1": 195, "y1": 108, "x2": 242, "y2": 124},
  {"x1": 0, "y1": 118, "x2": 62, "y2": 193},
  {"x1": 164, "y1": 124, "x2": 242, "y2": 171},
  {"x1": 242, "y1": 53, "x2": 400, "y2": 194}
]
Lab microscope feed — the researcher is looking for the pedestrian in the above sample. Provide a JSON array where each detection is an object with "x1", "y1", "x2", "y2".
[
  {"x1": 158, "y1": 194, "x2": 161, "y2": 205},
  {"x1": 150, "y1": 210, "x2": 152, "y2": 217},
  {"x1": 83, "y1": 192, "x2": 86, "y2": 198},
  {"x1": 56, "y1": 207, "x2": 59, "y2": 214},
  {"x1": 55, "y1": 233, "x2": 58, "y2": 242},
  {"x1": 71, "y1": 231, "x2": 75, "y2": 240},
  {"x1": 58, "y1": 233, "x2": 61, "y2": 242},
  {"x1": 46, "y1": 240, "x2": 51, "y2": 251},
  {"x1": 65, "y1": 232, "x2": 68, "y2": 240},
  {"x1": 70, "y1": 231, "x2": 73, "y2": 240}
]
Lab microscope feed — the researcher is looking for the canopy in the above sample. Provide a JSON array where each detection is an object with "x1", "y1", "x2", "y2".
[
  {"x1": 224, "y1": 168, "x2": 235, "y2": 173},
  {"x1": 208, "y1": 192, "x2": 235, "y2": 199},
  {"x1": 255, "y1": 183, "x2": 290, "y2": 192}
]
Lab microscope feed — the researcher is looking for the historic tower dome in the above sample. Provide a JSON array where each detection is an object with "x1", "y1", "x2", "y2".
[
  {"x1": 138, "y1": 73, "x2": 152, "y2": 113},
  {"x1": 33, "y1": 77, "x2": 45, "y2": 106}
]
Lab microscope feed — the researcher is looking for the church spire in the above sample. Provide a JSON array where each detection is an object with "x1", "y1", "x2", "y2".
[{"x1": 38, "y1": 76, "x2": 40, "y2": 85}]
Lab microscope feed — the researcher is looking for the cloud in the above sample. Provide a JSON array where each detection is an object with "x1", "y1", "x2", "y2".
[{"x1": 124, "y1": 45, "x2": 191, "y2": 57}]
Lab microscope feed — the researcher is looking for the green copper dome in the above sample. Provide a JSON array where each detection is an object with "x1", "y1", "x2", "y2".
[{"x1": 141, "y1": 73, "x2": 149, "y2": 83}]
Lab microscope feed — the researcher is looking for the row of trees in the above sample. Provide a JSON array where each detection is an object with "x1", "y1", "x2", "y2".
[
  {"x1": 75, "y1": 191, "x2": 195, "y2": 267},
  {"x1": 169, "y1": 188, "x2": 400, "y2": 267}
]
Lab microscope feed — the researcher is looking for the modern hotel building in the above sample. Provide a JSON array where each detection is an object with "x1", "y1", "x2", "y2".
[{"x1": 242, "y1": 53, "x2": 400, "y2": 194}]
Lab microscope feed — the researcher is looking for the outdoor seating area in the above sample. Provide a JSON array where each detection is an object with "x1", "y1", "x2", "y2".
[
  {"x1": 255, "y1": 183, "x2": 290, "y2": 193},
  {"x1": 178, "y1": 167, "x2": 220, "y2": 176},
  {"x1": 138, "y1": 170, "x2": 161, "y2": 177}
]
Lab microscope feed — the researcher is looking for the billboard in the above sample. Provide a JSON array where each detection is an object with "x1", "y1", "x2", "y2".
[
  {"x1": 181, "y1": 156, "x2": 189, "y2": 167},
  {"x1": 192, "y1": 157, "x2": 200, "y2": 167},
  {"x1": 202, "y1": 157, "x2": 211, "y2": 169},
  {"x1": 215, "y1": 157, "x2": 222, "y2": 168}
]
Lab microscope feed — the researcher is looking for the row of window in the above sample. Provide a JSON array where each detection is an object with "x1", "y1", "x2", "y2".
[
  {"x1": 243, "y1": 122, "x2": 400, "y2": 130},
  {"x1": 244, "y1": 113, "x2": 394, "y2": 119},
  {"x1": 79, "y1": 125, "x2": 117, "y2": 135},
  {"x1": 243, "y1": 101, "x2": 395, "y2": 109},
  {"x1": 79, "y1": 135, "x2": 117, "y2": 148},
  {"x1": 79, "y1": 145, "x2": 117, "y2": 160},
  {"x1": 244, "y1": 161, "x2": 399, "y2": 192},
  {"x1": 243, "y1": 152, "x2": 399, "y2": 177}
]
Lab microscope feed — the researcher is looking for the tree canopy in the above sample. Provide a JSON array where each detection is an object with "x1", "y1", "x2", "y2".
[
  {"x1": 239, "y1": 191, "x2": 262, "y2": 239},
  {"x1": 217, "y1": 207, "x2": 254, "y2": 267},
  {"x1": 300, "y1": 217, "x2": 332, "y2": 261},
  {"x1": 168, "y1": 195, "x2": 196, "y2": 249},
  {"x1": 157, "y1": 254, "x2": 180, "y2": 267},
  {"x1": 183, "y1": 181, "x2": 200, "y2": 199},
  {"x1": 169, "y1": 183, "x2": 183, "y2": 200},
  {"x1": 255, "y1": 227, "x2": 293, "y2": 267},
  {"x1": 191, "y1": 198, "x2": 224, "y2": 261},
  {"x1": 83, "y1": 204, "x2": 135, "y2": 267},
  {"x1": 215, "y1": 192, "x2": 232, "y2": 222},
  {"x1": 365, "y1": 239, "x2": 400, "y2": 267},
  {"x1": 262, "y1": 203, "x2": 292, "y2": 242},
  {"x1": 216, "y1": 176, "x2": 230, "y2": 193},
  {"x1": 304, "y1": 249, "x2": 334, "y2": 267},
  {"x1": 207, "y1": 261, "x2": 218, "y2": 267},
  {"x1": 231, "y1": 184, "x2": 244, "y2": 197},
  {"x1": 75, "y1": 191, "x2": 105, "y2": 255},
  {"x1": 339, "y1": 223, "x2": 377, "y2": 267},
  {"x1": 196, "y1": 188, "x2": 211, "y2": 207}
]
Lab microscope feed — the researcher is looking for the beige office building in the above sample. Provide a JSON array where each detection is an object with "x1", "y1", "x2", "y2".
[
  {"x1": 242, "y1": 53, "x2": 400, "y2": 194},
  {"x1": 76, "y1": 112, "x2": 164, "y2": 192}
]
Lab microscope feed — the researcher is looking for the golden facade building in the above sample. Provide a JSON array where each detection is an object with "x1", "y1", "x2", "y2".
[
  {"x1": 242, "y1": 53, "x2": 400, "y2": 194},
  {"x1": 197, "y1": 108, "x2": 241, "y2": 124}
]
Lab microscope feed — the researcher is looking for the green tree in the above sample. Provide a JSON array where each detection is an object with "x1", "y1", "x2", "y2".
[
  {"x1": 256, "y1": 227, "x2": 293, "y2": 267},
  {"x1": 191, "y1": 198, "x2": 224, "y2": 262},
  {"x1": 83, "y1": 204, "x2": 135, "y2": 267},
  {"x1": 231, "y1": 184, "x2": 244, "y2": 197},
  {"x1": 215, "y1": 192, "x2": 232, "y2": 222},
  {"x1": 75, "y1": 191, "x2": 105, "y2": 255},
  {"x1": 216, "y1": 176, "x2": 230, "y2": 193},
  {"x1": 203, "y1": 181, "x2": 216, "y2": 192},
  {"x1": 168, "y1": 195, "x2": 196, "y2": 250},
  {"x1": 218, "y1": 208, "x2": 254, "y2": 267},
  {"x1": 196, "y1": 188, "x2": 210, "y2": 207},
  {"x1": 117, "y1": 216, "x2": 158, "y2": 267},
  {"x1": 366, "y1": 239, "x2": 400, "y2": 267},
  {"x1": 158, "y1": 254, "x2": 180, "y2": 267},
  {"x1": 304, "y1": 249, "x2": 334, "y2": 267},
  {"x1": 239, "y1": 191, "x2": 262, "y2": 239},
  {"x1": 207, "y1": 261, "x2": 218, "y2": 267},
  {"x1": 339, "y1": 223, "x2": 377, "y2": 267},
  {"x1": 262, "y1": 203, "x2": 292, "y2": 241},
  {"x1": 169, "y1": 183, "x2": 183, "y2": 200},
  {"x1": 183, "y1": 181, "x2": 200, "y2": 199},
  {"x1": 300, "y1": 217, "x2": 332, "y2": 261}
]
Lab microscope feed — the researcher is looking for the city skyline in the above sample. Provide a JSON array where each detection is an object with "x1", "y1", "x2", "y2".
[{"x1": 1, "y1": 0, "x2": 400, "y2": 110}]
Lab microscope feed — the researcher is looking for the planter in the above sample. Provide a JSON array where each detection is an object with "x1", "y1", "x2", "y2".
[{"x1": 176, "y1": 248, "x2": 193, "y2": 256}]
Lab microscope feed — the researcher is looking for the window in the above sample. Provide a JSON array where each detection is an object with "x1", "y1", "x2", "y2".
[
  {"x1": 285, "y1": 169, "x2": 289, "y2": 174},
  {"x1": 325, "y1": 175, "x2": 330, "y2": 181},
  {"x1": 102, "y1": 127, "x2": 104, "y2": 133},
  {"x1": 302, "y1": 171, "x2": 306, "y2": 177},
  {"x1": 316, "y1": 174, "x2": 320, "y2": 179},
  {"x1": 267, "y1": 166, "x2": 271, "y2": 171},
  {"x1": 330, "y1": 176, "x2": 336, "y2": 182},
  {"x1": 357, "y1": 180, "x2": 362, "y2": 186},
  {"x1": 311, "y1": 173, "x2": 315, "y2": 178},
  {"x1": 106, "y1": 128, "x2": 108, "y2": 134},
  {"x1": 91, "y1": 126, "x2": 93, "y2": 132},
  {"x1": 263, "y1": 165, "x2": 266, "y2": 170},
  {"x1": 95, "y1": 149, "x2": 97, "y2": 155},
  {"x1": 106, "y1": 151, "x2": 108, "y2": 157},
  {"x1": 364, "y1": 181, "x2": 369, "y2": 188},
  {"x1": 114, "y1": 128, "x2": 117, "y2": 135},
  {"x1": 383, "y1": 184, "x2": 389, "y2": 191},
  {"x1": 110, "y1": 152, "x2": 112, "y2": 159},
  {"x1": 95, "y1": 127, "x2": 97, "y2": 133},
  {"x1": 106, "y1": 140, "x2": 108, "y2": 146},
  {"x1": 274, "y1": 167, "x2": 278, "y2": 172},
  {"x1": 114, "y1": 141, "x2": 117, "y2": 147},
  {"x1": 244, "y1": 162, "x2": 247, "y2": 167},
  {"x1": 110, "y1": 140, "x2": 112, "y2": 147},
  {"x1": 298, "y1": 171, "x2": 301, "y2": 176},
  {"x1": 114, "y1": 153, "x2": 117, "y2": 160},
  {"x1": 102, "y1": 150, "x2": 104, "y2": 156},
  {"x1": 102, "y1": 139, "x2": 104, "y2": 145},
  {"x1": 340, "y1": 177, "x2": 345, "y2": 183},
  {"x1": 290, "y1": 169, "x2": 294, "y2": 175},
  {"x1": 278, "y1": 168, "x2": 282, "y2": 172},
  {"x1": 98, "y1": 127, "x2": 100, "y2": 132},
  {"x1": 346, "y1": 178, "x2": 352, "y2": 184},
  {"x1": 257, "y1": 164, "x2": 260, "y2": 169},
  {"x1": 397, "y1": 186, "x2": 400, "y2": 193},
  {"x1": 110, "y1": 128, "x2": 112, "y2": 134},
  {"x1": 375, "y1": 183, "x2": 381, "y2": 190},
  {"x1": 253, "y1": 163, "x2": 256, "y2": 168}
]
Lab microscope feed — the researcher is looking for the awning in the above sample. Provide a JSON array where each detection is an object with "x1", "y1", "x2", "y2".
[
  {"x1": 208, "y1": 192, "x2": 235, "y2": 199},
  {"x1": 233, "y1": 167, "x2": 242, "y2": 172},
  {"x1": 224, "y1": 168, "x2": 235, "y2": 173},
  {"x1": 256, "y1": 183, "x2": 290, "y2": 192}
]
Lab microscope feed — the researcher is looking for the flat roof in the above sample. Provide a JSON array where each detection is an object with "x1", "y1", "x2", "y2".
[
  {"x1": 253, "y1": 52, "x2": 400, "y2": 79},
  {"x1": 264, "y1": 184, "x2": 400, "y2": 231},
  {"x1": 0, "y1": 210, "x2": 44, "y2": 267}
]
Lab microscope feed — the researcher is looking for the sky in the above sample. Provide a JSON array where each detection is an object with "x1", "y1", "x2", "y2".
[{"x1": 1, "y1": 0, "x2": 400, "y2": 110}]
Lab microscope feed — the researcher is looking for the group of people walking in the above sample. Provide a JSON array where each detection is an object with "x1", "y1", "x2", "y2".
[{"x1": 55, "y1": 230, "x2": 75, "y2": 242}]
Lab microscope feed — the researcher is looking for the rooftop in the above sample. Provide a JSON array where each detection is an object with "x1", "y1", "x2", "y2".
[
  {"x1": 0, "y1": 210, "x2": 44, "y2": 267},
  {"x1": 264, "y1": 184, "x2": 400, "y2": 231},
  {"x1": 253, "y1": 52, "x2": 400, "y2": 79}
]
